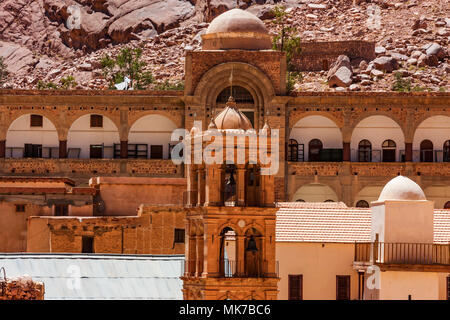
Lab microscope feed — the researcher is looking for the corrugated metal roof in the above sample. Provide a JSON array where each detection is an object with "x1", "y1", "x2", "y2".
[{"x1": 0, "y1": 254, "x2": 184, "y2": 300}]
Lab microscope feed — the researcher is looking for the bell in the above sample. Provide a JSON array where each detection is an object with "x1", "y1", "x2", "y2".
[{"x1": 246, "y1": 236, "x2": 258, "y2": 252}]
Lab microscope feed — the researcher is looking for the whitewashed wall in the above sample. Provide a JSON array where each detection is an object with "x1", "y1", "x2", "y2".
[
  {"x1": 67, "y1": 114, "x2": 120, "y2": 159},
  {"x1": 128, "y1": 114, "x2": 178, "y2": 159},
  {"x1": 350, "y1": 116, "x2": 405, "y2": 162},
  {"x1": 289, "y1": 116, "x2": 343, "y2": 161},
  {"x1": 412, "y1": 116, "x2": 450, "y2": 162},
  {"x1": 6, "y1": 114, "x2": 59, "y2": 157}
]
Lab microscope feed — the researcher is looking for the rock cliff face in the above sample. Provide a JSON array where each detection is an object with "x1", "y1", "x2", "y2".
[{"x1": 0, "y1": 0, "x2": 448, "y2": 91}]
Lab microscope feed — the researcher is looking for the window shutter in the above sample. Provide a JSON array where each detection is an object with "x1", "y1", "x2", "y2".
[
  {"x1": 30, "y1": 115, "x2": 43, "y2": 127},
  {"x1": 90, "y1": 115, "x2": 103, "y2": 128},
  {"x1": 447, "y1": 276, "x2": 450, "y2": 300},
  {"x1": 150, "y1": 145, "x2": 163, "y2": 159},
  {"x1": 288, "y1": 275, "x2": 303, "y2": 300},
  {"x1": 336, "y1": 275, "x2": 351, "y2": 300}
]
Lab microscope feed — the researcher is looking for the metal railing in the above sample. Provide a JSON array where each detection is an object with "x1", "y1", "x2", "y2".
[
  {"x1": 181, "y1": 259, "x2": 279, "y2": 278},
  {"x1": 354, "y1": 242, "x2": 450, "y2": 265}
]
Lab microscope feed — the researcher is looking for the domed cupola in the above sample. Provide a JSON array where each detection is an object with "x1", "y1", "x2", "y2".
[
  {"x1": 202, "y1": 8, "x2": 272, "y2": 50},
  {"x1": 377, "y1": 176, "x2": 426, "y2": 201},
  {"x1": 213, "y1": 96, "x2": 253, "y2": 130}
]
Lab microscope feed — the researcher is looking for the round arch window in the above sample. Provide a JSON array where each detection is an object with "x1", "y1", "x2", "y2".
[
  {"x1": 420, "y1": 139, "x2": 433, "y2": 162},
  {"x1": 308, "y1": 139, "x2": 323, "y2": 162},
  {"x1": 358, "y1": 140, "x2": 372, "y2": 162},
  {"x1": 356, "y1": 200, "x2": 369, "y2": 208},
  {"x1": 444, "y1": 140, "x2": 450, "y2": 162},
  {"x1": 382, "y1": 139, "x2": 396, "y2": 162},
  {"x1": 444, "y1": 201, "x2": 450, "y2": 209}
]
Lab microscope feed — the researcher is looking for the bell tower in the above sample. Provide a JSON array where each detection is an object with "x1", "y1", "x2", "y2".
[{"x1": 181, "y1": 97, "x2": 279, "y2": 300}]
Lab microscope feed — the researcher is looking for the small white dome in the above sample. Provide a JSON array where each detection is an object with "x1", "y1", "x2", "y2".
[{"x1": 378, "y1": 176, "x2": 426, "y2": 201}]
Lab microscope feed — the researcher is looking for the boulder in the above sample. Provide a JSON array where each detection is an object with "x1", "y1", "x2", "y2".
[
  {"x1": 373, "y1": 56, "x2": 399, "y2": 72},
  {"x1": 426, "y1": 43, "x2": 447, "y2": 60},
  {"x1": 328, "y1": 66, "x2": 353, "y2": 87}
]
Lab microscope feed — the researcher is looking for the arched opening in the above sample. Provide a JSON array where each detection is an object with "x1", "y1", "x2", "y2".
[
  {"x1": 420, "y1": 139, "x2": 434, "y2": 162},
  {"x1": 354, "y1": 185, "x2": 384, "y2": 205},
  {"x1": 223, "y1": 164, "x2": 237, "y2": 206},
  {"x1": 444, "y1": 201, "x2": 450, "y2": 209},
  {"x1": 444, "y1": 140, "x2": 450, "y2": 162},
  {"x1": 356, "y1": 200, "x2": 370, "y2": 208},
  {"x1": 292, "y1": 183, "x2": 339, "y2": 202},
  {"x1": 128, "y1": 114, "x2": 178, "y2": 159},
  {"x1": 413, "y1": 116, "x2": 450, "y2": 162},
  {"x1": 6, "y1": 114, "x2": 59, "y2": 158},
  {"x1": 382, "y1": 140, "x2": 396, "y2": 162},
  {"x1": 308, "y1": 139, "x2": 323, "y2": 162},
  {"x1": 351, "y1": 115, "x2": 404, "y2": 162},
  {"x1": 288, "y1": 139, "x2": 299, "y2": 162},
  {"x1": 219, "y1": 227, "x2": 237, "y2": 277},
  {"x1": 424, "y1": 185, "x2": 450, "y2": 208},
  {"x1": 67, "y1": 114, "x2": 120, "y2": 159},
  {"x1": 358, "y1": 139, "x2": 372, "y2": 162},
  {"x1": 290, "y1": 116, "x2": 343, "y2": 162},
  {"x1": 296, "y1": 199, "x2": 305, "y2": 202},
  {"x1": 244, "y1": 227, "x2": 263, "y2": 277},
  {"x1": 216, "y1": 86, "x2": 255, "y2": 127}
]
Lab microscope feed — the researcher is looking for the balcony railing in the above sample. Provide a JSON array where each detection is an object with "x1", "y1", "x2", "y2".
[
  {"x1": 181, "y1": 259, "x2": 279, "y2": 278},
  {"x1": 354, "y1": 242, "x2": 450, "y2": 265}
]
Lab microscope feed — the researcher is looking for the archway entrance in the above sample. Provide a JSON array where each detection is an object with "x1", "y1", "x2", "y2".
[{"x1": 216, "y1": 86, "x2": 255, "y2": 127}]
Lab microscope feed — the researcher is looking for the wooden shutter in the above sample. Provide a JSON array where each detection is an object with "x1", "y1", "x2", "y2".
[
  {"x1": 90, "y1": 114, "x2": 103, "y2": 128},
  {"x1": 150, "y1": 145, "x2": 163, "y2": 159},
  {"x1": 30, "y1": 115, "x2": 43, "y2": 127},
  {"x1": 90, "y1": 145, "x2": 103, "y2": 158},
  {"x1": 82, "y1": 236, "x2": 94, "y2": 253},
  {"x1": 174, "y1": 228, "x2": 185, "y2": 243},
  {"x1": 288, "y1": 275, "x2": 303, "y2": 300},
  {"x1": 447, "y1": 276, "x2": 450, "y2": 300},
  {"x1": 336, "y1": 275, "x2": 351, "y2": 300},
  {"x1": 54, "y1": 204, "x2": 68, "y2": 216}
]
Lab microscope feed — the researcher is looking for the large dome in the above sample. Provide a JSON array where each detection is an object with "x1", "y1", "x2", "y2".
[
  {"x1": 202, "y1": 9, "x2": 272, "y2": 50},
  {"x1": 378, "y1": 176, "x2": 426, "y2": 202},
  {"x1": 213, "y1": 96, "x2": 253, "y2": 130}
]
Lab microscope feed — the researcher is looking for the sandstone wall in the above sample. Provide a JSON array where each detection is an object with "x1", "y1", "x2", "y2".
[{"x1": 0, "y1": 276, "x2": 45, "y2": 300}]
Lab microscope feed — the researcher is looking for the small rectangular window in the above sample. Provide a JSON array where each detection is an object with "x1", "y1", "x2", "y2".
[
  {"x1": 54, "y1": 204, "x2": 69, "y2": 216},
  {"x1": 90, "y1": 114, "x2": 103, "y2": 128},
  {"x1": 336, "y1": 275, "x2": 351, "y2": 300},
  {"x1": 288, "y1": 275, "x2": 303, "y2": 300},
  {"x1": 82, "y1": 236, "x2": 94, "y2": 253},
  {"x1": 150, "y1": 145, "x2": 163, "y2": 159},
  {"x1": 174, "y1": 228, "x2": 185, "y2": 243},
  {"x1": 447, "y1": 276, "x2": 450, "y2": 300},
  {"x1": 15, "y1": 204, "x2": 25, "y2": 212},
  {"x1": 30, "y1": 115, "x2": 43, "y2": 127},
  {"x1": 90, "y1": 145, "x2": 103, "y2": 159}
]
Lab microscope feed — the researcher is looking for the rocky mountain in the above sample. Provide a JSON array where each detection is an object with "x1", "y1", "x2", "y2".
[{"x1": 0, "y1": 0, "x2": 448, "y2": 92}]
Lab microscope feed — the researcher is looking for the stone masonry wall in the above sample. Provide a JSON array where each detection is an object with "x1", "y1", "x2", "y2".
[{"x1": 0, "y1": 276, "x2": 45, "y2": 300}]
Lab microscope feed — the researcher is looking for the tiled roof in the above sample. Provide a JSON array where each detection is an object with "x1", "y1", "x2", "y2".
[
  {"x1": 276, "y1": 201, "x2": 348, "y2": 209},
  {"x1": 276, "y1": 204, "x2": 450, "y2": 244}
]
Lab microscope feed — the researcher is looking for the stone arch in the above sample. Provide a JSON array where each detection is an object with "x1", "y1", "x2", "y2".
[
  {"x1": 354, "y1": 185, "x2": 384, "y2": 206},
  {"x1": 291, "y1": 183, "x2": 339, "y2": 202},
  {"x1": 216, "y1": 222, "x2": 242, "y2": 237},
  {"x1": 411, "y1": 111, "x2": 450, "y2": 139},
  {"x1": 127, "y1": 114, "x2": 179, "y2": 159},
  {"x1": 350, "y1": 115, "x2": 405, "y2": 162},
  {"x1": 64, "y1": 110, "x2": 121, "y2": 140},
  {"x1": 348, "y1": 112, "x2": 405, "y2": 142},
  {"x1": 423, "y1": 185, "x2": 450, "y2": 209},
  {"x1": 289, "y1": 115, "x2": 343, "y2": 161},
  {"x1": 67, "y1": 113, "x2": 120, "y2": 159},
  {"x1": 289, "y1": 111, "x2": 343, "y2": 130},
  {"x1": 128, "y1": 110, "x2": 182, "y2": 132},
  {"x1": 3, "y1": 110, "x2": 63, "y2": 141},
  {"x1": 412, "y1": 115, "x2": 450, "y2": 162},
  {"x1": 5, "y1": 113, "x2": 60, "y2": 157}
]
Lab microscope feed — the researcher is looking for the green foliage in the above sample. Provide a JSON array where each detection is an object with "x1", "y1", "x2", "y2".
[
  {"x1": 286, "y1": 71, "x2": 302, "y2": 93},
  {"x1": 439, "y1": 86, "x2": 446, "y2": 92},
  {"x1": 100, "y1": 47, "x2": 153, "y2": 90},
  {"x1": 37, "y1": 75, "x2": 77, "y2": 90},
  {"x1": 271, "y1": 5, "x2": 302, "y2": 71},
  {"x1": 154, "y1": 79, "x2": 184, "y2": 91},
  {"x1": 0, "y1": 57, "x2": 8, "y2": 85},
  {"x1": 392, "y1": 72, "x2": 427, "y2": 92}
]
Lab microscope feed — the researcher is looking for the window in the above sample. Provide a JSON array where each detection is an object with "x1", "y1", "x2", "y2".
[
  {"x1": 30, "y1": 114, "x2": 43, "y2": 127},
  {"x1": 356, "y1": 200, "x2": 369, "y2": 208},
  {"x1": 15, "y1": 204, "x2": 25, "y2": 212},
  {"x1": 90, "y1": 144, "x2": 103, "y2": 159},
  {"x1": 54, "y1": 204, "x2": 69, "y2": 216},
  {"x1": 444, "y1": 201, "x2": 450, "y2": 209},
  {"x1": 288, "y1": 139, "x2": 299, "y2": 162},
  {"x1": 288, "y1": 275, "x2": 303, "y2": 300},
  {"x1": 150, "y1": 145, "x2": 163, "y2": 159},
  {"x1": 358, "y1": 140, "x2": 372, "y2": 162},
  {"x1": 336, "y1": 275, "x2": 351, "y2": 300},
  {"x1": 324, "y1": 199, "x2": 335, "y2": 202},
  {"x1": 308, "y1": 139, "x2": 323, "y2": 162},
  {"x1": 174, "y1": 228, "x2": 185, "y2": 243},
  {"x1": 82, "y1": 236, "x2": 94, "y2": 253},
  {"x1": 447, "y1": 276, "x2": 450, "y2": 300},
  {"x1": 24, "y1": 144, "x2": 42, "y2": 158},
  {"x1": 295, "y1": 199, "x2": 305, "y2": 202},
  {"x1": 420, "y1": 140, "x2": 433, "y2": 162},
  {"x1": 382, "y1": 140, "x2": 396, "y2": 162},
  {"x1": 90, "y1": 114, "x2": 103, "y2": 128},
  {"x1": 443, "y1": 140, "x2": 450, "y2": 162},
  {"x1": 216, "y1": 86, "x2": 254, "y2": 104}
]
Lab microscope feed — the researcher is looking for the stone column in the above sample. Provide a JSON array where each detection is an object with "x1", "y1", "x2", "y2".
[
  {"x1": 120, "y1": 140, "x2": 128, "y2": 159},
  {"x1": 236, "y1": 165, "x2": 246, "y2": 206},
  {"x1": 197, "y1": 167, "x2": 205, "y2": 206},
  {"x1": 188, "y1": 235, "x2": 197, "y2": 276},
  {"x1": 205, "y1": 165, "x2": 222, "y2": 206},
  {"x1": 196, "y1": 235, "x2": 204, "y2": 277},
  {"x1": 0, "y1": 140, "x2": 6, "y2": 158},
  {"x1": 187, "y1": 166, "x2": 198, "y2": 207},
  {"x1": 237, "y1": 235, "x2": 245, "y2": 276},
  {"x1": 203, "y1": 221, "x2": 219, "y2": 277},
  {"x1": 343, "y1": 142, "x2": 351, "y2": 161},
  {"x1": 405, "y1": 142, "x2": 412, "y2": 162},
  {"x1": 59, "y1": 140, "x2": 67, "y2": 159}
]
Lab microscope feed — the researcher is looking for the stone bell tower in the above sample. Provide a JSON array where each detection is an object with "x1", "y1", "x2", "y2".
[{"x1": 181, "y1": 96, "x2": 279, "y2": 300}]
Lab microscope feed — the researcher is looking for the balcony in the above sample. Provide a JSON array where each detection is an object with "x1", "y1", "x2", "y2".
[
  {"x1": 181, "y1": 259, "x2": 279, "y2": 279},
  {"x1": 354, "y1": 242, "x2": 450, "y2": 267}
]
